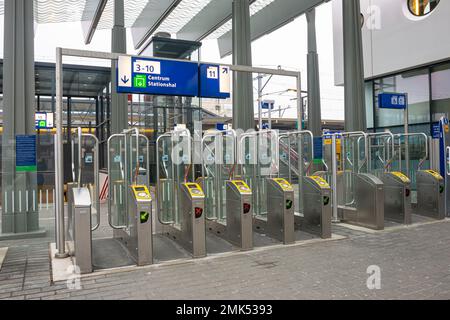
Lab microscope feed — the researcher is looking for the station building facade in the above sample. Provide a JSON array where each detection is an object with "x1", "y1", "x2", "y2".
[{"x1": 333, "y1": 0, "x2": 450, "y2": 135}]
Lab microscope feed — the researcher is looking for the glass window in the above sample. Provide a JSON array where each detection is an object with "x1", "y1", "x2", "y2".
[
  {"x1": 431, "y1": 63, "x2": 450, "y2": 121},
  {"x1": 365, "y1": 82, "x2": 374, "y2": 129},
  {"x1": 408, "y1": 0, "x2": 440, "y2": 17},
  {"x1": 374, "y1": 68, "x2": 430, "y2": 127}
]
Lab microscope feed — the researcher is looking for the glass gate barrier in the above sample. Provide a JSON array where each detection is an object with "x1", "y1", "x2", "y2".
[
  {"x1": 201, "y1": 130, "x2": 236, "y2": 222},
  {"x1": 392, "y1": 133, "x2": 429, "y2": 189},
  {"x1": 393, "y1": 133, "x2": 429, "y2": 200},
  {"x1": 156, "y1": 128, "x2": 192, "y2": 227},
  {"x1": 341, "y1": 132, "x2": 369, "y2": 208},
  {"x1": 238, "y1": 130, "x2": 279, "y2": 219},
  {"x1": 278, "y1": 131, "x2": 314, "y2": 214},
  {"x1": 68, "y1": 128, "x2": 100, "y2": 233},
  {"x1": 367, "y1": 132, "x2": 395, "y2": 180},
  {"x1": 108, "y1": 129, "x2": 150, "y2": 230}
]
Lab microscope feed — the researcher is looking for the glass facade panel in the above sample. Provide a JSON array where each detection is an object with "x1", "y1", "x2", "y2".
[
  {"x1": 373, "y1": 68, "x2": 430, "y2": 128},
  {"x1": 431, "y1": 63, "x2": 450, "y2": 122}
]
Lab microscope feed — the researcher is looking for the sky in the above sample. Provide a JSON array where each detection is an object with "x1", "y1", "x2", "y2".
[{"x1": 0, "y1": 1, "x2": 344, "y2": 120}]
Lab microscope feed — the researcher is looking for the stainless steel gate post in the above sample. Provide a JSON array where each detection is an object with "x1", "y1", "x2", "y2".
[{"x1": 72, "y1": 187, "x2": 93, "y2": 274}]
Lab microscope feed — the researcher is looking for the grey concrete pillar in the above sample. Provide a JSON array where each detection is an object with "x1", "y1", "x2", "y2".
[
  {"x1": 232, "y1": 0, "x2": 254, "y2": 132},
  {"x1": 342, "y1": 0, "x2": 367, "y2": 132},
  {"x1": 111, "y1": 0, "x2": 128, "y2": 134},
  {"x1": 2, "y1": 0, "x2": 38, "y2": 234},
  {"x1": 306, "y1": 8, "x2": 322, "y2": 137}
]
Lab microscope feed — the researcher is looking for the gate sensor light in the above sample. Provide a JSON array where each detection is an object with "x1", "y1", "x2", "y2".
[{"x1": 243, "y1": 203, "x2": 251, "y2": 214}]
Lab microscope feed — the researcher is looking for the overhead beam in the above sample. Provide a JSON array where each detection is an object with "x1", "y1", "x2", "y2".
[
  {"x1": 83, "y1": 0, "x2": 108, "y2": 45},
  {"x1": 218, "y1": 0, "x2": 328, "y2": 58},
  {"x1": 177, "y1": 0, "x2": 257, "y2": 42},
  {"x1": 132, "y1": 0, "x2": 182, "y2": 52}
]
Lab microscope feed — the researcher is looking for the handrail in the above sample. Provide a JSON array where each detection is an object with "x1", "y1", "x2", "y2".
[
  {"x1": 107, "y1": 133, "x2": 127, "y2": 230},
  {"x1": 279, "y1": 130, "x2": 315, "y2": 164},
  {"x1": 72, "y1": 128, "x2": 101, "y2": 231},
  {"x1": 122, "y1": 128, "x2": 140, "y2": 186},
  {"x1": 156, "y1": 129, "x2": 192, "y2": 226},
  {"x1": 156, "y1": 133, "x2": 176, "y2": 226},
  {"x1": 239, "y1": 130, "x2": 279, "y2": 177},
  {"x1": 394, "y1": 133, "x2": 428, "y2": 170},
  {"x1": 201, "y1": 130, "x2": 237, "y2": 222},
  {"x1": 71, "y1": 139, "x2": 76, "y2": 183},
  {"x1": 81, "y1": 132, "x2": 101, "y2": 231},
  {"x1": 341, "y1": 132, "x2": 368, "y2": 174}
]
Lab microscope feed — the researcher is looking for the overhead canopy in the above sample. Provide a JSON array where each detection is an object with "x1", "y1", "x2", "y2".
[
  {"x1": 0, "y1": 60, "x2": 110, "y2": 98},
  {"x1": 0, "y1": 0, "x2": 327, "y2": 55}
]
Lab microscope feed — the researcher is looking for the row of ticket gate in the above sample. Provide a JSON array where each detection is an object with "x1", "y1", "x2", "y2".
[{"x1": 66, "y1": 119, "x2": 450, "y2": 274}]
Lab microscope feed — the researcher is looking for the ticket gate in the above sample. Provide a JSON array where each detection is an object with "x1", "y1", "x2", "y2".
[
  {"x1": 394, "y1": 133, "x2": 445, "y2": 220},
  {"x1": 339, "y1": 173, "x2": 385, "y2": 230},
  {"x1": 71, "y1": 187, "x2": 93, "y2": 274},
  {"x1": 253, "y1": 178, "x2": 295, "y2": 245},
  {"x1": 296, "y1": 176, "x2": 332, "y2": 239},
  {"x1": 337, "y1": 132, "x2": 385, "y2": 230},
  {"x1": 156, "y1": 128, "x2": 207, "y2": 258},
  {"x1": 430, "y1": 116, "x2": 450, "y2": 217},
  {"x1": 382, "y1": 172, "x2": 411, "y2": 224},
  {"x1": 68, "y1": 128, "x2": 154, "y2": 273},
  {"x1": 278, "y1": 131, "x2": 332, "y2": 238},
  {"x1": 126, "y1": 185, "x2": 153, "y2": 265},
  {"x1": 207, "y1": 180, "x2": 253, "y2": 250},
  {"x1": 416, "y1": 170, "x2": 445, "y2": 220},
  {"x1": 165, "y1": 183, "x2": 206, "y2": 258}
]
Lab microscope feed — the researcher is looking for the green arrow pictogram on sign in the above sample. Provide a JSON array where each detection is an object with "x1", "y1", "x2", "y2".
[{"x1": 134, "y1": 75, "x2": 147, "y2": 88}]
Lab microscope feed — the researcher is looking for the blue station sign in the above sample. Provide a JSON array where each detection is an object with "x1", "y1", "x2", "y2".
[
  {"x1": 199, "y1": 64, "x2": 231, "y2": 99},
  {"x1": 117, "y1": 56, "x2": 199, "y2": 97},
  {"x1": 378, "y1": 93, "x2": 408, "y2": 110},
  {"x1": 117, "y1": 56, "x2": 231, "y2": 99}
]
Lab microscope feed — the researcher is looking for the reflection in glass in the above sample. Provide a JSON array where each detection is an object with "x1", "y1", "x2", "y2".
[{"x1": 408, "y1": 0, "x2": 440, "y2": 16}]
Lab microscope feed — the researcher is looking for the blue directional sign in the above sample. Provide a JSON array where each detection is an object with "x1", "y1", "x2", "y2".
[
  {"x1": 313, "y1": 137, "x2": 323, "y2": 160},
  {"x1": 216, "y1": 123, "x2": 226, "y2": 131},
  {"x1": 199, "y1": 64, "x2": 231, "y2": 99},
  {"x1": 16, "y1": 135, "x2": 37, "y2": 172},
  {"x1": 378, "y1": 93, "x2": 408, "y2": 109},
  {"x1": 261, "y1": 101, "x2": 275, "y2": 110},
  {"x1": 117, "y1": 56, "x2": 198, "y2": 97},
  {"x1": 35, "y1": 112, "x2": 54, "y2": 129},
  {"x1": 432, "y1": 122, "x2": 441, "y2": 139}
]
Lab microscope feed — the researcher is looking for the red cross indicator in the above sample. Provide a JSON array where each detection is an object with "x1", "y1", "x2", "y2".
[
  {"x1": 195, "y1": 207, "x2": 203, "y2": 219},
  {"x1": 243, "y1": 203, "x2": 251, "y2": 214}
]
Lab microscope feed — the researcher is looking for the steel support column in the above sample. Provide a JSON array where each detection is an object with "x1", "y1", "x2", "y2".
[
  {"x1": 111, "y1": 0, "x2": 128, "y2": 134},
  {"x1": 1, "y1": 0, "x2": 39, "y2": 235},
  {"x1": 306, "y1": 8, "x2": 322, "y2": 137},
  {"x1": 342, "y1": 0, "x2": 366, "y2": 132},
  {"x1": 232, "y1": 0, "x2": 254, "y2": 132}
]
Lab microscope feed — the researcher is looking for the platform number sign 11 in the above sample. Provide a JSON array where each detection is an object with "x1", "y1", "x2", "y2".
[
  {"x1": 207, "y1": 66, "x2": 219, "y2": 80},
  {"x1": 200, "y1": 64, "x2": 231, "y2": 99}
]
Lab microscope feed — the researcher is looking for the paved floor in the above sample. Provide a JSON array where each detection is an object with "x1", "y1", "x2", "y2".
[{"x1": 0, "y1": 214, "x2": 449, "y2": 300}]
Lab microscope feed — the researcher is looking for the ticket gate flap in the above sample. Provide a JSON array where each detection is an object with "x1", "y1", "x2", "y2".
[
  {"x1": 131, "y1": 185, "x2": 152, "y2": 202},
  {"x1": 230, "y1": 180, "x2": 252, "y2": 194},
  {"x1": 73, "y1": 187, "x2": 92, "y2": 207},
  {"x1": 423, "y1": 170, "x2": 444, "y2": 181},
  {"x1": 389, "y1": 172, "x2": 411, "y2": 184},
  {"x1": 271, "y1": 178, "x2": 294, "y2": 191},
  {"x1": 183, "y1": 183, "x2": 205, "y2": 198},
  {"x1": 308, "y1": 176, "x2": 331, "y2": 189}
]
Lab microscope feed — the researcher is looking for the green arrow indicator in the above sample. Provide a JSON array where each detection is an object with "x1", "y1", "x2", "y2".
[{"x1": 140, "y1": 212, "x2": 150, "y2": 224}]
